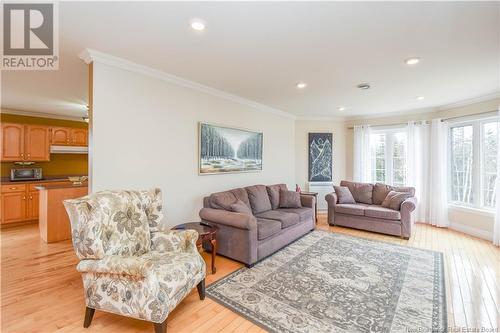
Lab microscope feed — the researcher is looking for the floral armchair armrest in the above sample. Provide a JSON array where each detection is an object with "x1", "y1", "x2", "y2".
[
  {"x1": 151, "y1": 229, "x2": 199, "y2": 253},
  {"x1": 76, "y1": 255, "x2": 152, "y2": 277}
]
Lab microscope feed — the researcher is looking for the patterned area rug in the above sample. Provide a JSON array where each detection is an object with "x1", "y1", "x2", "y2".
[{"x1": 207, "y1": 230, "x2": 446, "y2": 333}]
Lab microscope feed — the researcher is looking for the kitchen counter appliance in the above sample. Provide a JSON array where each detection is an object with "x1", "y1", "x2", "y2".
[{"x1": 10, "y1": 167, "x2": 43, "y2": 181}]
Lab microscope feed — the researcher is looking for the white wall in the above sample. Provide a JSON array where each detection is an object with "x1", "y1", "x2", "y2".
[{"x1": 91, "y1": 61, "x2": 295, "y2": 227}]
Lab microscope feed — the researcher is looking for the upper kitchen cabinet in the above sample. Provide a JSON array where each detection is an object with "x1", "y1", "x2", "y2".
[
  {"x1": 51, "y1": 127, "x2": 71, "y2": 145},
  {"x1": 1, "y1": 123, "x2": 51, "y2": 162},
  {"x1": 71, "y1": 128, "x2": 88, "y2": 146},
  {"x1": 51, "y1": 127, "x2": 88, "y2": 146},
  {"x1": 1, "y1": 123, "x2": 24, "y2": 161},
  {"x1": 25, "y1": 125, "x2": 50, "y2": 161}
]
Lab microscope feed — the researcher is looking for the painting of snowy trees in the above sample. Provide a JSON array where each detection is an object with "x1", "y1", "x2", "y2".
[
  {"x1": 199, "y1": 123, "x2": 263, "y2": 174},
  {"x1": 308, "y1": 133, "x2": 333, "y2": 181}
]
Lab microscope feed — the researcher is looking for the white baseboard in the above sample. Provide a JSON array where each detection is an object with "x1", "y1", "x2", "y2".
[{"x1": 449, "y1": 222, "x2": 493, "y2": 241}]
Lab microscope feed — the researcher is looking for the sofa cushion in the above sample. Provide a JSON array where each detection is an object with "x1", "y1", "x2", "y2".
[
  {"x1": 256, "y1": 218, "x2": 282, "y2": 240},
  {"x1": 333, "y1": 185, "x2": 356, "y2": 204},
  {"x1": 365, "y1": 205, "x2": 401, "y2": 220},
  {"x1": 209, "y1": 191, "x2": 237, "y2": 210},
  {"x1": 230, "y1": 200, "x2": 253, "y2": 215},
  {"x1": 245, "y1": 185, "x2": 272, "y2": 214},
  {"x1": 279, "y1": 190, "x2": 302, "y2": 208},
  {"x1": 255, "y1": 210, "x2": 300, "y2": 229},
  {"x1": 381, "y1": 191, "x2": 413, "y2": 211},
  {"x1": 266, "y1": 184, "x2": 288, "y2": 209},
  {"x1": 277, "y1": 207, "x2": 313, "y2": 222},
  {"x1": 335, "y1": 203, "x2": 369, "y2": 216},
  {"x1": 340, "y1": 180, "x2": 373, "y2": 204},
  {"x1": 373, "y1": 183, "x2": 415, "y2": 205},
  {"x1": 230, "y1": 188, "x2": 251, "y2": 208}
]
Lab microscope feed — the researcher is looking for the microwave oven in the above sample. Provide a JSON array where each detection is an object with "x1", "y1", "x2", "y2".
[{"x1": 10, "y1": 168, "x2": 43, "y2": 181}]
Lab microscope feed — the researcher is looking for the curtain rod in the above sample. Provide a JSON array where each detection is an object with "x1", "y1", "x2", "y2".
[{"x1": 346, "y1": 109, "x2": 498, "y2": 130}]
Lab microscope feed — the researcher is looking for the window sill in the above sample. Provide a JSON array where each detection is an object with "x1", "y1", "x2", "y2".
[{"x1": 447, "y1": 204, "x2": 495, "y2": 217}]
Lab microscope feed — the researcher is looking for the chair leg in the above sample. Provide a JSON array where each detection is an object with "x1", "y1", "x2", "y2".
[
  {"x1": 197, "y1": 279, "x2": 205, "y2": 300},
  {"x1": 83, "y1": 307, "x2": 95, "y2": 328},
  {"x1": 153, "y1": 319, "x2": 167, "y2": 333}
]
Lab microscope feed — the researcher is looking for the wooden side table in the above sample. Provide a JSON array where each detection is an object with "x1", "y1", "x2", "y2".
[
  {"x1": 300, "y1": 191, "x2": 318, "y2": 223},
  {"x1": 172, "y1": 222, "x2": 217, "y2": 274}
]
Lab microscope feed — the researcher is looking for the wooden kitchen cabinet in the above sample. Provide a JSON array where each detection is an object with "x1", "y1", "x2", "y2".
[
  {"x1": 71, "y1": 128, "x2": 88, "y2": 146},
  {"x1": 51, "y1": 127, "x2": 71, "y2": 145},
  {"x1": 24, "y1": 125, "x2": 50, "y2": 161},
  {"x1": 1, "y1": 123, "x2": 50, "y2": 162},
  {"x1": 1, "y1": 192, "x2": 27, "y2": 224},
  {"x1": 1, "y1": 123, "x2": 24, "y2": 161},
  {"x1": 27, "y1": 191, "x2": 39, "y2": 220}
]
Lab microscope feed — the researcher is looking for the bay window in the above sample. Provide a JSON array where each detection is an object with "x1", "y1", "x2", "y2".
[
  {"x1": 449, "y1": 117, "x2": 498, "y2": 209},
  {"x1": 369, "y1": 129, "x2": 407, "y2": 186}
]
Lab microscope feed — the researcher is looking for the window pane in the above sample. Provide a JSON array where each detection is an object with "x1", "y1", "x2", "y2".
[
  {"x1": 370, "y1": 133, "x2": 386, "y2": 183},
  {"x1": 392, "y1": 132, "x2": 407, "y2": 186},
  {"x1": 481, "y1": 121, "x2": 497, "y2": 208},
  {"x1": 450, "y1": 125, "x2": 474, "y2": 205}
]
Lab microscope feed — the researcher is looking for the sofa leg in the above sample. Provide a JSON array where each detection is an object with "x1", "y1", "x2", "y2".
[
  {"x1": 153, "y1": 319, "x2": 167, "y2": 333},
  {"x1": 245, "y1": 263, "x2": 254, "y2": 268},
  {"x1": 401, "y1": 236, "x2": 410, "y2": 240},
  {"x1": 83, "y1": 307, "x2": 95, "y2": 328},
  {"x1": 197, "y1": 279, "x2": 205, "y2": 300}
]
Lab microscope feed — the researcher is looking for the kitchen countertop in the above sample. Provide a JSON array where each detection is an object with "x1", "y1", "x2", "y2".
[
  {"x1": 1, "y1": 175, "x2": 88, "y2": 185},
  {"x1": 35, "y1": 183, "x2": 88, "y2": 190}
]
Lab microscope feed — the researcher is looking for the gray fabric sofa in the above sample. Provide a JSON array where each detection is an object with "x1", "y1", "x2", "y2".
[
  {"x1": 199, "y1": 184, "x2": 315, "y2": 266},
  {"x1": 325, "y1": 180, "x2": 417, "y2": 239}
]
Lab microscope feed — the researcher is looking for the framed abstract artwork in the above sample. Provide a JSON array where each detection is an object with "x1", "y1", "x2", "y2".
[
  {"x1": 199, "y1": 122, "x2": 263, "y2": 175},
  {"x1": 308, "y1": 133, "x2": 333, "y2": 182}
]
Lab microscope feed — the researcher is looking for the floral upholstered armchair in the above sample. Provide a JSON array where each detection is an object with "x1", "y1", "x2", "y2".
[{"x1": 64, "y1": 188, "x2": 206, "y2": 333}]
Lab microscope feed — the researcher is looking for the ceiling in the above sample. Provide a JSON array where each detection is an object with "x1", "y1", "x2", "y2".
[{"x1": 2, "y1": 1, "x2": 499, "y2": 119}]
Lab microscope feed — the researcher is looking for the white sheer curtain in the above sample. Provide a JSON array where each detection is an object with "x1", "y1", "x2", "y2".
[
  {"x1": 353, "y1": 125, "x2": 371, "y2": 182},
  {"x1": 494, "y1": 110, "x2": 500, "y2": 246},
  {"x1": 428, "y1": 119, "x2": 449, "y2": 227},
  {"x1": 406, "y1": 121, "x2": 430, "y2": 222}
]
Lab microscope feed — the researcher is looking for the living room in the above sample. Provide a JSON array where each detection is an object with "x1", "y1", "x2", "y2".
[{"x1": 1, "y1": 1, "x2": 499, "y2": 333}]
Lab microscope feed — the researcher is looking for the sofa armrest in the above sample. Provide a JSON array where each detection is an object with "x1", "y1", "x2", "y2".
[
  {"x1": 76, "y1": 255, "x2": 151, "y2": 278},
  {"x1": 300, "y1": 194, "x2": 315, "y2": 208},
  {"x1": 325, "y1": 192, "x2": 338, "y2": 206},
  {"x1": 325, "y1": 192, "x2": 338, "y2": 226},
  {"x1": 151, "y1": 229, "x2": 199, "y2": 253},
  {"x1": 199, "y1": 208, "x2": 257, "y2": 230},
  {"x1": 400, "y1": 196, "x2": 417, "y2": 238}
]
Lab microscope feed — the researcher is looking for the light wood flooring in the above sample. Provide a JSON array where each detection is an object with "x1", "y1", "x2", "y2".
[{"x1": 1, "y1": 214, "x2": 499, "y2": 332}]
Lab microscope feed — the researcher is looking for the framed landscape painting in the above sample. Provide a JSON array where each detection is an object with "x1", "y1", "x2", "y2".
[
  {"x1": 199, "y1": 122, "x2": 263, "y2": 175},
  {"x1": 308, "y1": 133, "x2": 333, "y2": 181}
]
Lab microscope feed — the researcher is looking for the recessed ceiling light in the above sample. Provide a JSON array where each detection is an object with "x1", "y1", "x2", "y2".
[
  {"x1": 416, "y1": 96, "x2": 425, "y2": 100},
  {"x1": 296, "y1": 82, "x2": 307, "y2": 89},
  {"x1": 190, "y1": 19, "x2": 206, "y2": 31},
  {"x1": 338, "y1": 107, "x2": 346, "y2": 111},
  {"x1": 357, "y1": 83, "x2": 371, "y2": 90},
  {"x1": 405, "y1": 57, "x2": 420, "y2": 65}
]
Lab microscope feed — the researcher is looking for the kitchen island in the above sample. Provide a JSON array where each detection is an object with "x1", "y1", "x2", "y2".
[{"x1": 35, "y1": 183, "x2": 88, "y2": 243}]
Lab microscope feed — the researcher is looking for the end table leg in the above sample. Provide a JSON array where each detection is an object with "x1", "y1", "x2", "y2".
[{"x1": 210, "y1": 238, "x2": 217, "y2": 274}]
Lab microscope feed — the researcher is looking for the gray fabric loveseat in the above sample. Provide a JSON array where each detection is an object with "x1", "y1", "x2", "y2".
[
  {"x1": 325, "y1": 180, "x2": 417, "y2": 239},
  {"x1": 199, "y1": 184, "x2": 315, "y2": 266}
]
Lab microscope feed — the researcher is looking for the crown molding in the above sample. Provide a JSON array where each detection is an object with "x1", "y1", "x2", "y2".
[
  {"x1": 437, "y1": 91, "x2": 500, "y2": 111},
  {"x1": 1, "y1": 108, "x2": 86, "y2": 122},
  {"x1": 295, "y1": 115, "x2": 346, "y2": 122},
  {"x1": 79, "y1": 48, "x2": 296, "y2": 120}
]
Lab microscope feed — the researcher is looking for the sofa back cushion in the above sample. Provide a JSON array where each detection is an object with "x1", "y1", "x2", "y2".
[
  {"x1": 266, "y1": 184, "x2": 288, "y2": 209},
  {"x1": 245, "y1": 185, "x2": 272, "y2": 214},
  {"x1": 333, "y1": 185, "x2": 356, "y2": 204},
  {"x1": 340, "y1": 180, "x2": 373, "y2": 204},
  {"x1": 209, "y1": 191, "x2": 237, "y2": 210},
  {"x1": 373, "y1": 183, "x2": 415, "y2": 205},
  {"x1": 279, "y1": 190, "x2": 302, "y2": 208}
]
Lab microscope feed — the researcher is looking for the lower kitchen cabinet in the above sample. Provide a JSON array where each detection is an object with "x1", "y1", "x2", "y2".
[
  {"x1": 1, "y1": 192, "x2": 27, "y2": 223},
  {"x1": 27, "y1": 191, "x2": 39, "y2": 220}
]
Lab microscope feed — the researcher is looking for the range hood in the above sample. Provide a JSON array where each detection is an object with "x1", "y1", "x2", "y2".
[{"x1": 50, "y1": 145, "x2": 88, "y2": 154}]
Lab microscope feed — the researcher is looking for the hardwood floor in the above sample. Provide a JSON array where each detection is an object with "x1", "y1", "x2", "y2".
[{"x1": 1, "y1": 214, "x2": 499, "y2": 332}]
